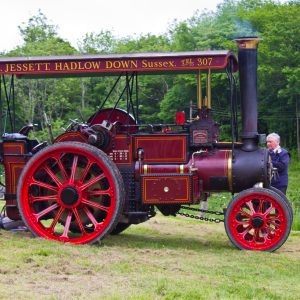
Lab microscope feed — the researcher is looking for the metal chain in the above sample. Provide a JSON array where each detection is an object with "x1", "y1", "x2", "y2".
[
  {"x1": 180, "y1": 205, "x2": 224, "y2": 215},
  {"x1": 176, "y1": 205, "x2": 224, "y2": 223}
]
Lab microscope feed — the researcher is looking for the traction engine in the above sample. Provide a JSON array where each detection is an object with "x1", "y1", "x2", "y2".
[{"x1": 0, "y1": 37, "x2": 293, "y2": 251}]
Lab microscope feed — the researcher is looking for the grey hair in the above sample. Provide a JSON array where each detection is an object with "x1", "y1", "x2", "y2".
[{"x1": 267, "y1": 132, "x2": 280, "y2": 143}]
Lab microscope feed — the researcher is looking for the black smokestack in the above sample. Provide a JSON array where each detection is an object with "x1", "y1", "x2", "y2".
[{"x1": 235, "y1": 37, "x2": 261, "y2": 151}]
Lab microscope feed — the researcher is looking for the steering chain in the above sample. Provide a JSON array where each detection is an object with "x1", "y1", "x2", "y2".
[{"x1": 176, "y1": 205, "x2": 225, "y2": 223}]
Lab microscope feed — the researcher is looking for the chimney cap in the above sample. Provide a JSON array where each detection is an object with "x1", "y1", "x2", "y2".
[{"x1": 235, "y1": 37, "x2": 261, "y2": 49}]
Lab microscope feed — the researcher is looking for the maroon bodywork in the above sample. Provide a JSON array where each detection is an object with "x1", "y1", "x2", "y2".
[{"x1": 0, "y1": 39, "x2": 293, "y2": 250}]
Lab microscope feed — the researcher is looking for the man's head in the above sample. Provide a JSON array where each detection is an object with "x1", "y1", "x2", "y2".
[{"x1": 266, "y1": 132, "x2": 280, "y2": 151}]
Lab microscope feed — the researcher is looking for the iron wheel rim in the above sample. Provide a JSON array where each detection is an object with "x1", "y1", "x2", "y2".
[
  {"x1": 18, "y1": 143, "x2": 120, "y2": 244},
  {"x1": 227, "y1": 191, "x2": 288, "y2": 251}
]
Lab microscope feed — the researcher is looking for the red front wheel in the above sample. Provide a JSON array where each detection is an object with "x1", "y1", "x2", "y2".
[
  {"x1": 224, "y1": 188, "x2": 292, "y2": 251},
  {"x1": 17, "y1": 142, "x2": 125, "y2": 244}
]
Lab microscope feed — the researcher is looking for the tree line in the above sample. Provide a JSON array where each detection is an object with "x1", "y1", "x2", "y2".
[{"x1": 1, "y1": 0, "x2": 299, "y2": 152}]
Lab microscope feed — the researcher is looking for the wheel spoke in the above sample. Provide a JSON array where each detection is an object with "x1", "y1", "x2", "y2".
[
  {"x1": 267, "y1": 214, "x2": 280, "y2": 222},
  {"x1": 33, "y1": 203, "x2": 59, "y2": 221},
  {"x1": 253, "y1": 228, "x2": 262, "y2": 243},
  {"x1": 43, "y1": 164, "x2": 63, "y2": 187},
  {"x1": 31, "y1": 180, "x2": 59, "y2": 192},
  {"x1": 69, "y1": 155, "x2": 79, "y2": 184},
  {"x1": 266, "y1": 215, "x2": 280, "y2": 222},
  {"x1": 88, "y1": 187, "x2": 113, "y2": 197},
  {"x1": 266, "y1": 221, "x2": 280, "y2": 231},
  {"x1": 263, "y1": 225, "x2": 277, "y2": 238},
  {"x1": 48, "y1": 207, "x2": 65, "y2": 234},
  {"x1": 61, "y1": 211, "x2": 73, "y2": 238},
  {"x1": 57, "y1": 157, "x2": 69, "y2": 182},
  {"x1": 82, "y1": 198, "x2": 110, "y2": 213},
  {"x1": 30, "y1": 194, "x2": 58, "y2": 203},
  {"x1": 246, "y1": 201, "x2": 256, "y2": 214},
  {"x1": 263, "y1": 204, "x2": 274, "y2": 217},
  {"x1": 235, "y1": 219, "x2": 249, "y2": 225},
  {"x1": 73, "y1": 208, "x2": 87, "y2": 234},
  {"x1": 79, "y1": 161, "x2": 93, "y2": 183},
  {"x1": 258, "y1": 199, "x2": 264, "y2": 214},
  {"x1": 238, "y1": 209, "x2": 251, "y2": 219},
  {"x1": 79, "y1": 173, "x2": 106, "y2": 191},
  {"x1": 83, "y1": 206, "x2": 100, "y2": 227},
  {"x1": 239, "y1": 225, "x2": 252, "y2": 237}
]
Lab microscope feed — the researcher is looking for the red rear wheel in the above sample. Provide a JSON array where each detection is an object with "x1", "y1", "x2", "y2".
[
  {"x1": 17, "y1": 142, "x2": 125, "y2": 244},
  {"x1": 225, "y1": 188, "x2": 292, "y2": 251}
]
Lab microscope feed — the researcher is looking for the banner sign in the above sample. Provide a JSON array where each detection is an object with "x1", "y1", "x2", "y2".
[{"x1": 0, "y1": 51, "x2": 236, "y2": 76}]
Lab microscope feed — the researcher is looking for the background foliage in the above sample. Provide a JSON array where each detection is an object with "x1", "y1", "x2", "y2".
[{"x1": 0, "y1": 0, "x2": 299, "y2": 152}]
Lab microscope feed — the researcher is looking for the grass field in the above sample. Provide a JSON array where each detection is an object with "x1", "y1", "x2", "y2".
[{"x1": 0, "y1": 213, "x2": 299, "y2": 300}]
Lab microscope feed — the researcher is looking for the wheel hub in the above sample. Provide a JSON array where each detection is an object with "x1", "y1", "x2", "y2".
[
  {"x1": 60, "y1": 187, "x2": 79, "y2": 206},
  {"x1": 251, "y1": 216, "x2": 264, "y2": 228}
]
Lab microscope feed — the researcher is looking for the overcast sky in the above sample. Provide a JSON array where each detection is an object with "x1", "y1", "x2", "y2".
[{"x1": 0, "y1": 0, "x2": 225, "y2": 52}]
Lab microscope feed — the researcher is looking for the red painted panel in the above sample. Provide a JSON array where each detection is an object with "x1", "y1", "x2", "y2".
[
  {"x1": 142, "y1": 174, "x2": 191, "y2": 204},
  {"x1": 193, "y1": 176, "x2": 201, "y2": 202},
  {"x1": 2, "y1": 142, "x2": 28, "y2": 220},
  {"x1": 107, "y1": 135, "x2": 131, "y2": 164},
  {"x1": 3, "y1": 142, "x2": 25, "y2": 155},
  {"x1": 134, "y1": 135, "x2": 187, "y2": 163}
]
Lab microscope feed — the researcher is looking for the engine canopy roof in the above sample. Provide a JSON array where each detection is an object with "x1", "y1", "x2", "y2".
[{"x1": 0, "y1": 50, "x2": 237, "y2": 78}]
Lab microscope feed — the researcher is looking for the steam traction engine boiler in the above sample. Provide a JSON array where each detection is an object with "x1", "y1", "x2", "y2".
[{"x1": 0, "y1": 37, "x2": 293, "y2": 250}]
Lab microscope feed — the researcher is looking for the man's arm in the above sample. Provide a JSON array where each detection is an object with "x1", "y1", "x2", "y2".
[{"x1": 272, "y1": 151, "x2": 290, "y2": 173}]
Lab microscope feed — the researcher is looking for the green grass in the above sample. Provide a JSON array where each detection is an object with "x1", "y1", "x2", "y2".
[{"x1": 0, "y1": 215, "x2": 299, "y2": 299}]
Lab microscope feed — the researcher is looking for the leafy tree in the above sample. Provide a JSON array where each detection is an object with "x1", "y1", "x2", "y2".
[
  {"x1": 116, "y1": 33, "x2": 170, "y2": 53},
  {"x1": 3, "y1": 11, "x2": 80, "y2": 140},
  {"x1": 18, "y1": 9, "x2": 57, "y2": 43},
  {"x1": 78, "y1": 31, "x2": 116, "y2": 54}
]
